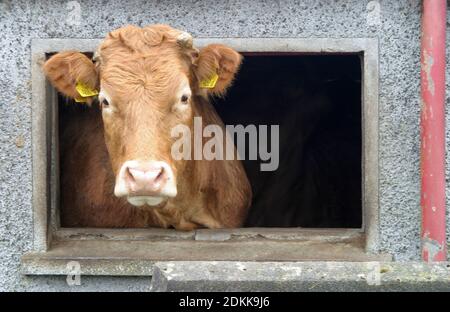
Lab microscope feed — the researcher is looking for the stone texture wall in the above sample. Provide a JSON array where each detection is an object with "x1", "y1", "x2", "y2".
[{"x1": 0, "y1": 0, "x2": 448, "y2": 291}]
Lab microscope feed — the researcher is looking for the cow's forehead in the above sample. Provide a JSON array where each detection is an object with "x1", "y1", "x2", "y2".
[
  {"x1": 99, "y1": 46, "x2": 189, "y2": 82},
  {"x1": 98, "y1": 53, "x2": 190, "y2": 104},
  {"x1": 94, "y1": 25, "x2": 194, "y2": 101}
]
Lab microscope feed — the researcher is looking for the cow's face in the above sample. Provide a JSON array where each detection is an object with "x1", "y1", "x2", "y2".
[{"x1": 43, "y1": 25, "x2": 242, "y2": 207}]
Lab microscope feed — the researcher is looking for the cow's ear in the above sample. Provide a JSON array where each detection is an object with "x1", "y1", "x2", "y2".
[
  {"x1": 43, "y1": 51, "x2": 99, "y2": 104},
  {"x1": 194, "y1": 44, "x2": 242, "y2": 96}
]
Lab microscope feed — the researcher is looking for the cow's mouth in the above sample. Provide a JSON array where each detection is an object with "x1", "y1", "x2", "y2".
[{"x1": 126, "y1": 196, "x2": 168, "y2": 207}]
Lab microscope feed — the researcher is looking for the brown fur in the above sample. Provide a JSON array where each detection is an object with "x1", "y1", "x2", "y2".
[
  {"x1": 45, "y1": 25, "x2": 251, "y2": 229},
  {"x1": 59, "y1": 104, "x2": 163, "y2": 227}
]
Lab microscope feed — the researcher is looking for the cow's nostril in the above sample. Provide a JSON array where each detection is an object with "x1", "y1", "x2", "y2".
[
  {"x1": 125, "y1": 167, "x2": 136, "y2": 182},
  {"x1": 155, "y1": 167, "x2": 165, "y2": 182}
]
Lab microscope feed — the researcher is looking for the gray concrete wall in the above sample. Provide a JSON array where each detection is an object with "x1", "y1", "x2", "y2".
[{"x1": 0, "y1": 0, "x2": 448, "y2": 291}]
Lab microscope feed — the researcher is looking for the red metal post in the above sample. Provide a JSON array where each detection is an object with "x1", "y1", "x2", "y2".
[{"x1": 420, "y1": 0, "x2": 447, "y2": 262}]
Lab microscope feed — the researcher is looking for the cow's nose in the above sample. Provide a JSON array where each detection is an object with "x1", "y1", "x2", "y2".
[
  {"x1": 127, "y1": 165, "x2": 165, "y2": 193},
  {"x1": 114, "y1": 161, "x2": 177, "y2": 200}
]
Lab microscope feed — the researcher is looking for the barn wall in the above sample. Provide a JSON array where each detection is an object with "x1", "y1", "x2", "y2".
[
  {"x1": 445, "y1": 0, "x2": 450, "y2": 258},
  {"x1": 0, "y1": 0, "x2": 448, "y2": 291}
]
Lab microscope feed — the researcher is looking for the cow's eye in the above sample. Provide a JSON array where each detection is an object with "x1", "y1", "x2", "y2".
[{"x1": 181, "y1": 94, "x2": 189, "y2": 103}]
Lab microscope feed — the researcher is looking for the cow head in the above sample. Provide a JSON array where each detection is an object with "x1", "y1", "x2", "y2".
[{"x1": 43, "y1": 25, "x2": 242, "y2": 207}]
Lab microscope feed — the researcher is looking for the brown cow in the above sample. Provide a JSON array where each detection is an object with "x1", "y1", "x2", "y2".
[{"x1": 44, "y1": 24, "x2": 252, "y2": 230}]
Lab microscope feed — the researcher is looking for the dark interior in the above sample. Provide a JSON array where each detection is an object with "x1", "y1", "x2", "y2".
[
  {"x1": 214, "y1": 54, "x2": 362, "y2": 228},
  {"x1": 58, "y1": 53, "x2": 362, "y2": 229}
]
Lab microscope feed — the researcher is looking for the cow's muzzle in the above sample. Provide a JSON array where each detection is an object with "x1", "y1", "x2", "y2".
[{"x1": 114, "y1": 160, "x2": 177, "y2": 206}]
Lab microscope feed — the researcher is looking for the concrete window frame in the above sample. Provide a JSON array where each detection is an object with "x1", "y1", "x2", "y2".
[{"x1": 22, "y1": 38, "x2": 387, "y2": 276}]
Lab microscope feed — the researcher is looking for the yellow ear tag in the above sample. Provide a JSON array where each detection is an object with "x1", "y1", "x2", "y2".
[
  {"x1": 75, "y1": 81, "x2": 99, "y2": 98},
  {"x1": 199, "y1": 73, "x2": 219, "y2": 89}
]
